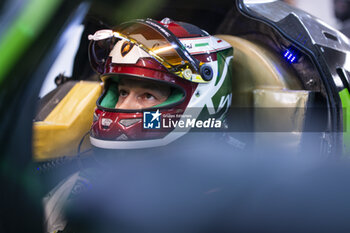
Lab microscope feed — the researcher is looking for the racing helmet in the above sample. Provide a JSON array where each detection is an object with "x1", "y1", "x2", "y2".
[{"x1": 88, "y1": 18, "x2": 233, "y2": 149}]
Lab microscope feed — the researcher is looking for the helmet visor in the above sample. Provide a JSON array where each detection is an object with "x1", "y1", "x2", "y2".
[
  {"x1": 117, "y1": 20, "x2": 194, "y2": 69},
  {"x1": 88, "y1": 20, "x2": 209, "y2": 83}
]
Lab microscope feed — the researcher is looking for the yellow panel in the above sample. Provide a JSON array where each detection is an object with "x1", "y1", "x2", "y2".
[
  {"x1": 33, "y1": 81, "x2": 103, "y2": 161},
  {"x1": 253, "y1": 89, "x2": 310, "y2": 131},
  {"x1": 253, "y1": 89, "x2": 311, "y2": 153}
]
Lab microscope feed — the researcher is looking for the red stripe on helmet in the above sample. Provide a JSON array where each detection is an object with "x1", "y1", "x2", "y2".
[{"x1": 160, "y1": 22, "x2": 201, "y2": 38}]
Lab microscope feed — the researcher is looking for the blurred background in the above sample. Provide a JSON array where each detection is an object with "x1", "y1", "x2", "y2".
[
  {"x1": 287, "y1": 0, "x2": 350, "y2": 37},
  {"x1": 289, "y1": 0, "x2": 338, "y2": 28}
]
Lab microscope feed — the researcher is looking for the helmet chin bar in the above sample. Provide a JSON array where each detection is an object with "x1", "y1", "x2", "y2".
[{"x1": 90, "y1": 131, "x2": 188, "y2": 149}]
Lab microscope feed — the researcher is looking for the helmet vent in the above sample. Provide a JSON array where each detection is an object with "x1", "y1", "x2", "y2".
[
  {"x1": 119, "y1": 118, "x2": 141, "y2": 127},
  {"x1": 116, "y1": 134, "x2": 129, "y2": 141}
]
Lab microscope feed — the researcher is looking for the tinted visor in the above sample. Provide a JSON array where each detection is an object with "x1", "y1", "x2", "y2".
[
  {"x1": 88, "y1": 20, "x2": 209, "y2": 83},
  {"x1": 117, "y1": 19, "x2": 200, "y2": 70}
]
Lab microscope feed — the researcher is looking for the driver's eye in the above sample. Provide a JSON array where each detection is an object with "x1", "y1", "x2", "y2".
[
  {"x1": 144, "y1": 93, "x2": 155, "y2": 100},
  {"x1": 119, "y1": 89, "x2": 128, "y2": 97}
]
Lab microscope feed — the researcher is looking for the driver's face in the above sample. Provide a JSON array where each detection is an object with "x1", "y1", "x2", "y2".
[{"x1": 115, "y1": 78, "x2": 171, "y2": 109}]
